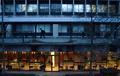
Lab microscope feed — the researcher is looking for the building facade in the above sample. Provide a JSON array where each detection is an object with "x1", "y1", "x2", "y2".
[{"x1": 0, "y1": 0, "x2": 120, "y2": 71}]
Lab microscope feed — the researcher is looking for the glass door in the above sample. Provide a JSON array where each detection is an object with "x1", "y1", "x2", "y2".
[{"x1": 45, "y1": 52, "x2": 59, "y2": 71}]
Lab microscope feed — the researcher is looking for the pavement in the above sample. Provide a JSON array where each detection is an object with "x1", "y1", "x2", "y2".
[{"x1": 4, "y1": 71, "x2": 100, "y2": 76}]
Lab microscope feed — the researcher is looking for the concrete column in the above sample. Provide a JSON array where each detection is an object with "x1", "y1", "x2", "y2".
[
  {"x1": 107, "y1": 0, "x2": 110, "y2": 17},
  {"x1": 0, "y1": 0, "x2": 1, "y2": 13},
  {"x1": 84, "y1": 0, "x2": 86, "y2": 17},
  {"x1": 96, "y1": 0, "x2": 98, "y2": 16},
  {"x1": 13, "y1": 0, "x2": 16, "y2": 15},
  {"x1": 118, "y1": 1, "x2": 120, "y2": 16},
  {"x1": 25, "y1": 0, "x2": 27, "y2": 15},
  {"x1": 37, "y1": 0, "x2": 39, "y2": 15},
  {"x1": 73, "y1": 0, "x2": 75, "y2": 15},
  {"x1": 53, "y1": 24, "x2": 58, "y2": 38},
  {"x1": 49, "y1": 0, "x2": 51, "y2": 15},
  {"x1": 61, "y1": 0, "x2": 62, "y2": 15}
]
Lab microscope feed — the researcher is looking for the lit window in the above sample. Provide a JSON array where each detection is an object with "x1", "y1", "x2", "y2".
[
  {"x1": 86, "y1": 5, "x2": 91, "y2": 12},
  {"x1": 98, "y1": 5, "x2": 107, "y2": 13},
  {"x1": 62, "y1": 4, "x2": 73, "y2": 12},
  {"x1": 74, "y1": 4, "x2": 84, "y2": 12},
  {"x1": 100, "y1": 24, "x2": 111, "y2": 32},
  {"x1": 92, "y1": 5, "x2": 96, "y2": 12},
  {"x1": 85, "y1": 5, "x2": 96, "y2": 13},
  {"x1": 16, "y1": 4, "x2": 26, "y2": 12},
  {"x1": 27, "y1": 4, "x2": 37, "y2": 12}
]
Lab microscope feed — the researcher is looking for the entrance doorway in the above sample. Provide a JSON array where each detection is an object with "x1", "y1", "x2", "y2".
[{"x1": 45, "y1": 52, "x2": 59, "y2": 71}]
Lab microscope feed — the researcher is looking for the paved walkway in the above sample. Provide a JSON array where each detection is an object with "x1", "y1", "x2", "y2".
[{"x1": 5, "y1": 71, "x2": 100, "y2": 76}]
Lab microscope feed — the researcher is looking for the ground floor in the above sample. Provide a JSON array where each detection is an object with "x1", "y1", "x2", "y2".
[{"x1": 0, "y1": 45, "x2": 119, "y2": 72}]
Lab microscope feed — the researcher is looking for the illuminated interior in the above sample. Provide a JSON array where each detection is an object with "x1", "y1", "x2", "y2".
[{"x1": 0, "y1": 51, "x2": 119, "y2": 71}]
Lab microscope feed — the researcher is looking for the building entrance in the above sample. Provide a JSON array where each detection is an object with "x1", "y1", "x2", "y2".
[{"x1": 45, "y1": 52, "x2": 59, "y2": 71}]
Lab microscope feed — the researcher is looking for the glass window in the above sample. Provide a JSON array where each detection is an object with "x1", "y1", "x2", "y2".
[
  {"x1": 86, "y1": 5, "x2": 91, "y2": 12},
  {"x1": 85, "y1": 5, "x2": 96, "y2": 13},
  {"x1": 59, "y1": 25, "x2": 67, "y2": 33},
  {"x1": 51, "y1": 4, "x2": 61, "y2": 14},
  {"x1": 62, "y1": 4, "x2": 73, "y2": 12},
  {"x1": 27, "y1": 4, "x2": 37, "y2": 12},
  {"x1": 39, "y1": 4, "x2": 49, "y2": 13},
  {"x1": 73, "y1": 25, "x2": 84, "y2": 33},
  {"x1": 98, "y1": 5, "x2": 107, "y2": 13},
  {"x1": 16, "y1": 25, "x2": 35, "y2": 32},
  {"x1": 92, "y1": 5, "x2": 96, "y2": 12},
  {"x1": 37, "y1": 24, "x2": 51, "y2": 33},
  {"x1": 109, "y1": 5, "x2": 116, "y2": 14},
  {"x1": 74, "y1": 4, "x2": 84, "y2": 13},
  {"x1": 16, "y1": 4, "x2": 26, "y2": 12},
  {"x1": 4, "y1": 5, "x2": 14, "y2": 12},
  {"x1": 100, "y1": 25, "x2": 111, "y2": 32}
]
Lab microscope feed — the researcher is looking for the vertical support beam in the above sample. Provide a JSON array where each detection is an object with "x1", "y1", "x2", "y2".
[
  {"x1": 84, "y1": 0, "x2": 86, "y2": 17},
  {"x1": 0, "y1": 0, "x2": 1, "y2": 14},
  {"x1": 96, "y1": 0, "x2": 98, "y2": 16},
  {"x1": 37, "y1": 0, "x2": 39, "y2": 15},
  {"x1": 72, "y1": 0, "x2": 74, "y2": 15},
  {"x1": 107, "y1": 0, "x2": 110, "y2": 17},
  {"x1": 49, "y1": 0, "x2": 51, "y2": 15},
  {"x1": 25, "y1": 0, "x2": 27, "y2": 15},
  {"x1": 118, "y1": 1, "x2": 120, "y2": 16},
  {"x1": 61, "y1": 0, "x2": 62, "y2": 15},
  {"x1": 13, "y1": 0, "x2": 16, "y2": 15}
]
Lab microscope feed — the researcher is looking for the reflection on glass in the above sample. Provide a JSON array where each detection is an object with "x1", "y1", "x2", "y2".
[
  {"x1": 58, "y1": 25, "x2": 67, "y2": 33},
  {"x1": 16, "y1": 4, "x2": 26, "y2": 12},
  {"x1": 37, "y1": 24, "x2": 51, "y2": 33},
  {"x1": 73, "y1": 25, "x2": 84, "y2": 33},
  {"x1": 27, "y1": 4, "x2": 37, "y2": 12},
  {"x1": 74, "y1": 4, "x2": 84, "y2": 13},
  {"x1": 16, "y1": 25, "x2": 35, "y2": 32},
  {"x1": 86, "y1": 5, "x2": 91, "y2": 12},
  {"x1": 98, "y1": 5, "x2": 107, "y2": 13},
  {"x1": 39, "y1": 4, "x2": 49, "y2": 13},
  {"x1": 4, "y1": 5, "x2": 14, "y2": 12},
  {"x1": 62, "y1": 4, "x2": 73, "y2": 12},
  {"x1": 100, "y1": 24, "x2": 111, "y2": 32},
  {"x1": 51, "y1": 4, "x2": 61, "y2": 14},
  {"x1": 92, "y1": 5, "x2": 96, "y2": 12}
]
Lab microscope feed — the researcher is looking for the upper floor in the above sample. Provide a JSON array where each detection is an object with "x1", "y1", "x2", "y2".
[
  {"x1": 0, "y1": 0, "x2": 120, "y2": 18},
  {"x1": 0, "y1": 0, "x2": 120, "y2": 23}
]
